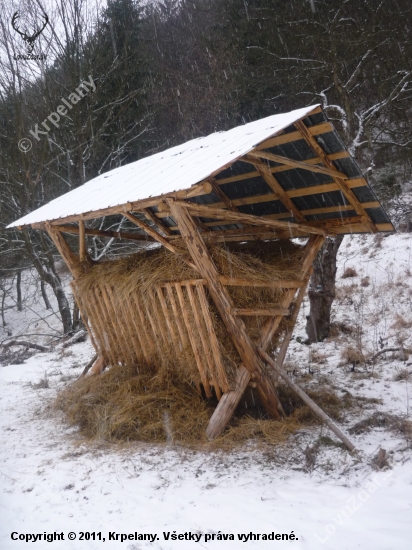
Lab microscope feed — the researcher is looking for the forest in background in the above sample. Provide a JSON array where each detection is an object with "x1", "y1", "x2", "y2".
[{"x1": 0, "y1": 0, "x2": 411, "y2": 335}]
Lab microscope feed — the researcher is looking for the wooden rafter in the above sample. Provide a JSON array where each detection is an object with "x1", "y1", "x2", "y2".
[
  {"x1": 252, "y1": 162, "x2": 306, "y2": 223},
  {"x1": 294, "y1": 120, "x2": 378, "y2": 233},
  {"x1": 168, "y1": 199, "x2": 284, "y2": 419},
  {"x1": 141, "y1": 207, "x2": 173, "y2": 236},
  {"x1": 123, "y1": 211, "x2": 198, "y2": 271},
  {"x1": 171, "y1": 200, "x2": 328, "y2": 236},
  {"x1": 208, "y1": 177, "x2": 239, "y2": 212},
  {"x1": 247, "y1": 150, "x2": 348, "y2": 180}
]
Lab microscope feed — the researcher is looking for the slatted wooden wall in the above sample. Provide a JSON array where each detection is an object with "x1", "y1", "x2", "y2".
[{"x1": 71, "y1": 280, "x2": 230, "y2": 399}]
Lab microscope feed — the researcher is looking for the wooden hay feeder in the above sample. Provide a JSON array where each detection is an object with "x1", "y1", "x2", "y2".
[{"x1": 9, "y1": 105, "x2": 394, "y2": 449}]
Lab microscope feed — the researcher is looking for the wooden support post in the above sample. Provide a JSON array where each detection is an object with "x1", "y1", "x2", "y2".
[
  {"x1": 79, "y1": 220, "x2": 86, "y2": 262},
  {"x1": 259, "y1": 349, "x2": 356, "y2": 452},
  {"x1": 46, "y1": 224, "x2": 82, "y2": 278},
  {"x1": 205, "y1": 366, "x2": 250, "y2": 440},
  {"x1": 168, "y1": 200, "x2": 284, "y2": 420}
]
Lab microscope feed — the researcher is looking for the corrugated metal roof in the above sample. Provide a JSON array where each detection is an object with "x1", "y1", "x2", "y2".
[{"x1": 8, "y1": 105, "x2": 317, "y2": 228}]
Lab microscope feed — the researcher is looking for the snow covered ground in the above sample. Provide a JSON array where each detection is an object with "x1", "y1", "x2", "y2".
[{"x1": 1, "y1": 233, "x2": 412, "y2": 549}]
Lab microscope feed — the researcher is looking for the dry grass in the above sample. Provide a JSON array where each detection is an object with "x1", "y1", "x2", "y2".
[{"x1": 55, "y1": 363, "x2": 356, "y2": 448}]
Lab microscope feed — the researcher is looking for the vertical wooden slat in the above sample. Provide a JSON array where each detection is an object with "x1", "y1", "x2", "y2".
[
  {"x1": 185, "y1": 283, "x2": 221, "y2": 399},
  {"x1": 131, "y1": 293, "x2": 156, "y2": 360},
  {"x1": 141, "y1": 291, "x2": 164, "y2": 362},
  {"x1": 125, "y1": 292, "x2": 151, "y2": 366},
  {"x1": 117, "y1": 293, "x2": 145, "y2": 364},
  {"x1": 88, "y1": 287, "x2": 118, "y2": 366},
  {"x1": 195, "y1": 282, "x2": 230, "y2": 393},
  {"x1": 156, "y1": 287, "x2": 179, "y2": 351},
  {"x1": 165, "y1": 284, "x2": 191, "y2": 357},
  {"x1": 100, "y1": 284, "x2": 130, "y2": 365},
  {"x1": 175, "y1": 283, "x2": 212, "y2": 397},
  {"x1": 147, "y1": 288, "x2": 170, "y2": 361}
]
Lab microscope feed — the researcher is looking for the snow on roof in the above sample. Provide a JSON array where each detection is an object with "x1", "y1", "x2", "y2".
[{"x1": 8, "y1": 105, "x2": 318, "y2": 228}]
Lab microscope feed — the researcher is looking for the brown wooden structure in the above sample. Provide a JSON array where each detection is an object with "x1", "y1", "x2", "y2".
[{"x1": 9, "y1": 105, "x2": 394, "y2": 450}]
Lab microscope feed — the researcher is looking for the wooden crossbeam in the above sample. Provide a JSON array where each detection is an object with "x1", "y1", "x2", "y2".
[
  {"x1": 171, "y1": 200, "x2": 328, "y2": 236},
  {"x1": 168, "y1": 200, "x2": 284, "y2": 419},
  {"x1": 256, "y1": 121, "x2": 334, "y2": 150},
  {"x1": 46, "y1": 223, "x2": 82, "y2": 278},
  {"x1": 247, "y1": 151, "x2": 348, "y2": 180},
  {"x1": 56, "y1": 224, "x2": 155, "y2": 242},
  {"x1": 294, "y1": 120, "x2": 378, "y2": 233}
]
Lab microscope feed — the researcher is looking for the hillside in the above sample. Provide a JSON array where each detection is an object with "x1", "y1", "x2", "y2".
[{"x1": 1, "y1": 232, "x2": 411, "y2": 549}]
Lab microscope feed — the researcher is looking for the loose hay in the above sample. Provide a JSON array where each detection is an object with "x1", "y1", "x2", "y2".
[{"x1": 56, "y1": 362, "x2": 353, "y2": 448}]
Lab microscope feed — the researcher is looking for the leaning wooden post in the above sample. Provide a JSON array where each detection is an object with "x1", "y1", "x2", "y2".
[
  {"x1": 259, "y1": 349, "x2": 356, "y2": 452},
  {"x1": 79, "y1": 220, "x2": 86, "y2": 262},
  {"x1": 168, "y1": 199, "x2": 284, "y2": 421}
]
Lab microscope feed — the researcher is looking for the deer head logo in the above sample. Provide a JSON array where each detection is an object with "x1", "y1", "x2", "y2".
[{"x1": 11, "y1": 11, "x2": 49, "y2": 54}]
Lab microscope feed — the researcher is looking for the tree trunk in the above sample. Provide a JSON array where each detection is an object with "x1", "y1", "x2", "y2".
[
  {"x1": 22, "y1": 229, "x2": 73, "y2": 334},
  {"x1": 16, "y1": 272, "x2": 22, "y2": 312},
  {"x1": 306, "y1": 235, "x2": 344, "y2": 343},
  {"x1": 40, "y1": 280, "x2": 52, "y2": 309}
]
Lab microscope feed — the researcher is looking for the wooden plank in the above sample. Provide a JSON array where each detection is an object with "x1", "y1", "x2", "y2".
[
  {"x1": 195, "y1": 283, "x2": 230, "y2": 393},
  {"x1": 219, "y1": 276, "x2": 301, "y2": 288},
  {"x1": 171, "y1": 200, "x2": 327, "y2": 236},
  {"x1": 141, "y1": 207, "x2": 173, "y2": 236},
  {"x1": 169, "y1": 201, "x2": 284, "y2": 418},
  {"x1": 256, "y1": 121, "x2": 334, "y2": 150},
  {"x1": 79, "y1": 220, "x2": 86, "y2": 261},
  {"x1": 295, "y1": 120, "x2": 378, "y2": 233},
  {"x1": 175, "y1": 283, "x2": 212, "y2": 397},
  {"x1": 185, "y1": 284, "x2": 222, "y2": 399},
  {"x1": 248, "y1": 151, "x2": 348, "y2": 180},
  {"x1": 124, "y1": 211, "x2": 198, "y2": 270},
  {"x1": 232, "y1": 307, "x2": 290, "y2": 316}
]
